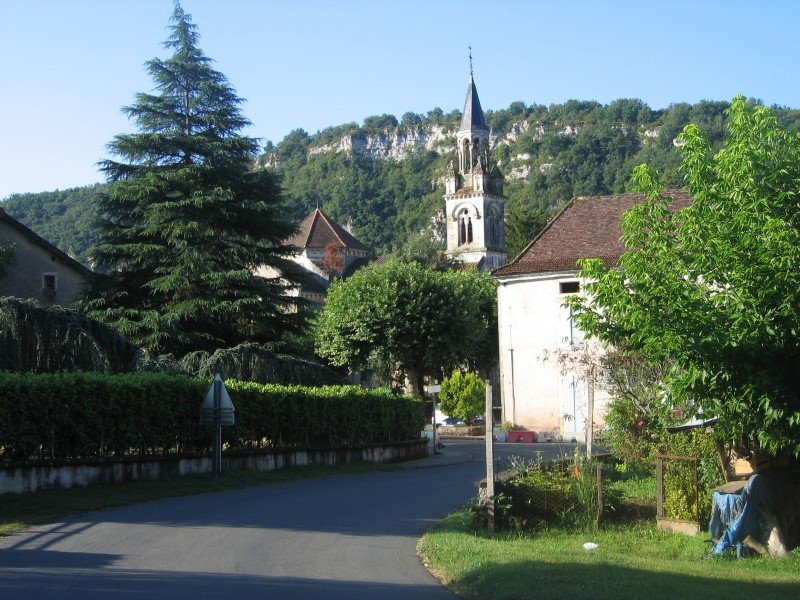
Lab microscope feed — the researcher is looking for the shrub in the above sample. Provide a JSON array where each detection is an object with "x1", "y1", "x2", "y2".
[
  {"x1": 661, "y1": 429, "x2": 723, "y2": 523},
  {"x1": 489, "y1": 452, "x2": 602, "y2": 532},
  {"x1": 0, "y1": 372, "x2": 425, "y2": 461},
  {"x1": 439, "y1": 370, "x2": 484, "y2": 423}
]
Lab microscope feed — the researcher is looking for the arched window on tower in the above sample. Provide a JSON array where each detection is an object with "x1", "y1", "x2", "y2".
[
  {"x1": 488, "y1": 207, "x2": 499, "y2": 246},
  {"x1": 459, "y1": 210, "x2": 467, "y2": 245},
  {"x1": 467, "y1": 216, "x2": 473, "y2": 243}
]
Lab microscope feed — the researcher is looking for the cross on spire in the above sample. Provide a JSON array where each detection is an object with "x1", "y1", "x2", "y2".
[{"x1": 469, "y1": 45, "x2": 473, "y2": 77}]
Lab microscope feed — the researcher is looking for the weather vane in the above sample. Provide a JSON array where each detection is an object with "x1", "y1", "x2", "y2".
[{"x1": 469, "y1": 45, "x2": 473, "y2": 76}]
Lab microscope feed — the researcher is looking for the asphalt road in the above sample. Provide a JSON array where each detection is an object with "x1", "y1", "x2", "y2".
[{"x1": 0, "y1": 440, "x2": 578, "y2": 599}]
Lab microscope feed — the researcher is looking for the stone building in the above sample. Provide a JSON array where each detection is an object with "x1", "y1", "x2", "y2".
[
  {"x1": 258, "y1": 208, "x2": 371, "y2": 304},
  {"x1": 0, "y1": 207, "x2": 90, "y2": 306},
  {"x1": 444, "y1": 71, "x2": 507, "y2": 271}
]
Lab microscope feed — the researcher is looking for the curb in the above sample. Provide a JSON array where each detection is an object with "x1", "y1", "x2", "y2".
[{"x1": 396, "y1": 450, "x2": 474, "y2": 470}]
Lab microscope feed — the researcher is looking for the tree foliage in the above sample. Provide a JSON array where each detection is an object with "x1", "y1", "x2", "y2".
[
  {"x1": 439, "y1": 370, "x2": 485, "y2": 423},
  {"x1": 10, "y1": 98, "x2": 800, "y2": 268},
  {"x1": 314, "y1": 260, "x2": 497, "y2": 393},
  {"x1": 179, "y1": 342, "x2": 345, "y2": 386},
  {"x1": 82, "y1": 3, "x2": 301, "y2": 357},
  {"x1": 3, "y1": 185, "x2": 101, "y2": 265},
  {"x1": 0, "y1": 296, "x2": 184, "y2": 374},
  {"x1": 387, "y1": 231, "x2": 460, "y2": 272},
  {"x1": 569, "y1": 96, "x2": 800, "y2": 456}
]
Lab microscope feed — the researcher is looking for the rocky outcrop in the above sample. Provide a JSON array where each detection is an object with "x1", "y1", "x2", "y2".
[{"x1": 308, "y1": 125, "x2": 452, "y2": 161}]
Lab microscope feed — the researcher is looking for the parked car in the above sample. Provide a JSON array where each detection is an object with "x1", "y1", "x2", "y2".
[{"x1": 437, "y1": 417, "x2": 464, "y2": 428}]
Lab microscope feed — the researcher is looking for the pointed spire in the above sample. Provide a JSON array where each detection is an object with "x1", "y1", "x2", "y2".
[{"x1": 459, "y1": 50, "x2": 488, "y2": 134}]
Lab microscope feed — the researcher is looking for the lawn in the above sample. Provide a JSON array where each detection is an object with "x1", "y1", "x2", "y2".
[
  {"x1": 0, "y1": 461, "x2": 397, "y2": 537},
  {"x1": 419, "y1": 472, "x2": 800, "y2": 600}
]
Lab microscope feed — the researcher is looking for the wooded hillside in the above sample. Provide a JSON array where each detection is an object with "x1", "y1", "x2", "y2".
[{"x1": 5, "y1": 98, "x2": 800, "y2": 263}]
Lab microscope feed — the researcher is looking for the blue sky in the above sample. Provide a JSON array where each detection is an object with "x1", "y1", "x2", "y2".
[{"x1": 1, "y1": 0, "x2": 798, "y2": 199}]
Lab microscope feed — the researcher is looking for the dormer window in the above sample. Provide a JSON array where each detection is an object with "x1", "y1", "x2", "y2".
[{"x1": 560, "y1": 281, "x2": 579, "y2": 294}]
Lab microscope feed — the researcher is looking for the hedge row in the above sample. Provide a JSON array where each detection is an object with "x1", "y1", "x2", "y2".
[{"x1": 0, "y1": 372, "x2": 425, "y2": 462}]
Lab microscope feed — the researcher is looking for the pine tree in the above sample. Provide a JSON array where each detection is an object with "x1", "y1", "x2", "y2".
[{"x1": 85, "y1": 2, "x2": 300, "y2": 357}]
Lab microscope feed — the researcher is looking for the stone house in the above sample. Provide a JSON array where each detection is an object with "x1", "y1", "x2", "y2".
[
  {"x1": 492, "y1": 191, "x2": 691, "y2": 442},
  {"x1": 258, "y1": 208, "x2": 371, "y2": 304},
  {"x1": 0, "y1": 207, "x2": 90, "y2": 306}
]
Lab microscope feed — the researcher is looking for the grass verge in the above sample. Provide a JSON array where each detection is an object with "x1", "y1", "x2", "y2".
[
  {"x1": 419, "y1": 468, "x2": 800, "y2": 600},
  {"x1": 1, "y1": 461, "x2": 397, "y2": 537},
  {"x1": 419, "y1": 511, "x2": 800, "y2": 600}
]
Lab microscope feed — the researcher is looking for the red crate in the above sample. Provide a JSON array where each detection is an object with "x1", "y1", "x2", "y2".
[{"x1": 506, "y1": 430, "x2": 536, "y2": 443}]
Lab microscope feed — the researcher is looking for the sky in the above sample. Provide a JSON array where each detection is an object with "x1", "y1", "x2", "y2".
[{"x1": 1, "y1": 0, "x2": 799, "y2": 200}]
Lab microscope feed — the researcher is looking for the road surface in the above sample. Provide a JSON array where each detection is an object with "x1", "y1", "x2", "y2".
[{"x1": 0, "y1": 440, "x2": 577, "y2": 599}]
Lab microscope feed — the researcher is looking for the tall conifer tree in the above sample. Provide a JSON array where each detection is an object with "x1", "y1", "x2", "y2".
[{"x1": 85, "y1": 2, "x2": 300, "y2": 356}]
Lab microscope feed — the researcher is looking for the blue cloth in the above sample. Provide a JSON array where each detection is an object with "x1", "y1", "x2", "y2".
[{"x1": 710, "y1": 474, "x2": 772, "y2": 557}]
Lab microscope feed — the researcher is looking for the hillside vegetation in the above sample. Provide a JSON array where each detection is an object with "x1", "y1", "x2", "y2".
[{"x1": 5, "y1": 98, "x2": 800, "y2": 262}]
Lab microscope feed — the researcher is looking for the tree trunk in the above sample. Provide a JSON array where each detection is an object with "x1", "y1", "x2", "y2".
[{"x1": 715, "y1": 439, "x2": 734, "y2": 483}]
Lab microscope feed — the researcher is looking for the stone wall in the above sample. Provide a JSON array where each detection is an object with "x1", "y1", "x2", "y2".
[
  {"x1": 0, "y1": 219, "x2": 86, "y2": 306},
  {"x1": 0, "y1": 440, "x2": 428, "y2": 495}
]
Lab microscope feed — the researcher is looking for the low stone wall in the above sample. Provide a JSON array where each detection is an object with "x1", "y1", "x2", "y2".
[
  {"x1": 438, "y1": 425, "x2": 485, "y2": 437},
  {"x1": 0, "y1": 439, "x2": 428, "y2": 495}
]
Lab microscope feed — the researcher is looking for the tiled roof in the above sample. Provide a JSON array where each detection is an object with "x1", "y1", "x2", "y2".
[
  {"x1": 287, "y1": 209, "x2": 369, "y2": 251},
  {"x1": 492, "y1": 190, "x2": 692, "y2": 277},
  {"x1": 0, "y1": 206, "x2": 91, "y2": 274},
  {"x1": 458, "y1": 76, "x2": 488, "y2": 133}
]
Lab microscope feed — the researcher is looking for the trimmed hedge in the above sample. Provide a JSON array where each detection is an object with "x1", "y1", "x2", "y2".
[{"x1": 0, "y1": 372, "x2": 425, "y2": 461}]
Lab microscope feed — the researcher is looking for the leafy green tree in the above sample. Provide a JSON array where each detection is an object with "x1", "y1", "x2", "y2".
[
  {"x1": 504, "y1": 200, "x2": 551, "y2": 258},
  {"x1": 363, "y1": 114, "x2": 398, "y2": 131},
  {"x1": 439, "y1": 370, "x2": 485, "y2": 423},
  {"x1": 388, "y1": 231, "x2": 459, "y2": 272},
  {"x1": 83, "y1": 3, "x2": 300, "y2": 356},
  {"x1": 569, "y1": 96, "x2": 800, "y2": 456},
  {"x1": 314, "y1": 260, "x2": 497, "y2": 393},
  {"x1": 4, "y1": 185, "x2": 102, "y2": 265}
]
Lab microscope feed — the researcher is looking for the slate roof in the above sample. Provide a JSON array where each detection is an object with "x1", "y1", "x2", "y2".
[
  {"x1": 0, "y1": 206, "x2": 90, "y2": 275},
  {"x1": 458, "y1": 76, "x2": 488, "y2": 134},
  {"x1": 287, "y1": 209, "x2": 369, "y2": 251},
  {"x1": 492, "y1": 190, "x2": 692, "y2": 277}
]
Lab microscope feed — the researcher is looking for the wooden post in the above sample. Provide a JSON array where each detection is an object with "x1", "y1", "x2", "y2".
[
  {"x1": 656, "y1": 456, "x2": 664, "y2": 518},
  {"x1": 596, "y1": 463, "x2": 603, "y2": 523},
  {"x1": 586, "y1": 374, "x2": 594, "y2": 458},
  {"x1": 485, "y1": 378, "x2": 495, "y2": 532},
  {"x1": 431, "y1": 390, "x2": 438, "y2": 455}
]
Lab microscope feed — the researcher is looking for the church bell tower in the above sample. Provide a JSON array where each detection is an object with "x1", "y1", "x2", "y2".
[{"x1": 444, "y1": 55, "x2": 506, "y2": 270}]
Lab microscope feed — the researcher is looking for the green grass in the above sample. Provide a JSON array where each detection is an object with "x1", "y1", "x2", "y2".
[
  {"x1": 420, "y1": 512, "x2": 800, "y2": 600},
  {"x1": 419, "y1": 471, "x2": 800, "y2": 600},
  {"x1": 0, "y1": 461, "x2": 397, "y2": 537}
]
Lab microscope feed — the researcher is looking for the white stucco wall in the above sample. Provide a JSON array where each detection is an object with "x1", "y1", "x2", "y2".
[{"x1": 497, "y1": 270, "x2": 610, "y2": 442}]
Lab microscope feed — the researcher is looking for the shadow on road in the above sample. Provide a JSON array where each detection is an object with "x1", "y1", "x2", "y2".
[{"x1": 0, "y1": 565, "x2": 457, "y2": 599}]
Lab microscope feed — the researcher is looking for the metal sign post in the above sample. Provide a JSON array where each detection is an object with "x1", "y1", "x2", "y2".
[
  {"x1": 201, "y1": 374, "x2": 235, "y2": 477},
  {"x1": 213, "y1": 377, "x2": 221, "y2": 476},
  {"x1": 484, "y1": 378, "x2": 495, "y2": 532}
]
